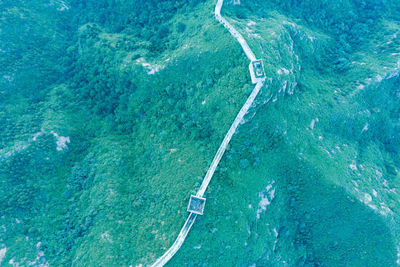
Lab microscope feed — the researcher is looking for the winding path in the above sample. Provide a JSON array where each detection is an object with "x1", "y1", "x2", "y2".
[{"x1": 151, "y1": 1, "x2": 265, "y2": 266}]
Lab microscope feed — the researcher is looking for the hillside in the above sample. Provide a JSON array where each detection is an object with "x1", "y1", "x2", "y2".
[{"x1": 1, "y1": 0, "x2": 399, "y2": 266}]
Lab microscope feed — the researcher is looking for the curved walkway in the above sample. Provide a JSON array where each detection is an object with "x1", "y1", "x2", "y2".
[
  {"x1": 151, "y1": 1, "x2": 265, "y2": 266},
  {"x1": 214, "y1": 0, "x2": 256, "y2": 62}
]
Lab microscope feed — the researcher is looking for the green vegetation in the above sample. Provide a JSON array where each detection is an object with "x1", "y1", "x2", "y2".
[{"x1": 1, "y1": 0, "x2": 399, "y2": 266}]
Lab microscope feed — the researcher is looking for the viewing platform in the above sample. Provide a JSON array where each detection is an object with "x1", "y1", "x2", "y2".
[
  {"x1": 249, "y1": 59, "x2": 266, "y2": 84},
  {"x1": 187, "y1": 195, "x2": 206, "y2": 215}
]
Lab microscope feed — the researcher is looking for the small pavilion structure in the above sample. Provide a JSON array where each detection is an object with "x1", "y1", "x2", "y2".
[
  {"x1": 187, "y1": 195, "x2": 206, "y2": 215},
  {"x1": 249, "y1": 59, "x2": 266, "y2": 84}
]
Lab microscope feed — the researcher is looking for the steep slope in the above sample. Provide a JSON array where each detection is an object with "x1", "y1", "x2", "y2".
[
  {"x1": 0, "y1": 0, "x2": 399, "y2": 266},
  {"x1": 166, "y1": 1, "x2": 400, "y2": 266},
  {"x1": 1, "y1": 0, "x2": 256, "y2": 265}
]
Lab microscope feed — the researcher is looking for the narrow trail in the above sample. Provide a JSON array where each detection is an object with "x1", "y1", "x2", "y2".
[
  {"x1": 214, "y1": 0, "x2": 256, "y2": 62},
  {"x1": 151, "y1": 1, "x2": 265, "y2": 266}
]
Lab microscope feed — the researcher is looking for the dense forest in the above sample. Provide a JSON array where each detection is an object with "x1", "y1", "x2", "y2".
[{"x1": 1, "y1": 0, "x2": 400, "y2": 266}]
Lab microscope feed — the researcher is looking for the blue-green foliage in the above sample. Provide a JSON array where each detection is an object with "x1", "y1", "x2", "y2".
[{"x1": 1, "y1": 0, "x2": 400, "y2": 266}]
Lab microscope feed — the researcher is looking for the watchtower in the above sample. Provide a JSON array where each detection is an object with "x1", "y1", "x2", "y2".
[
  {"x1": 249, "y1": 59, "x2": 266, "y2": 84},
  {"x1": 187, "y1": 195, "x2": 206, "y2": 215}
]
